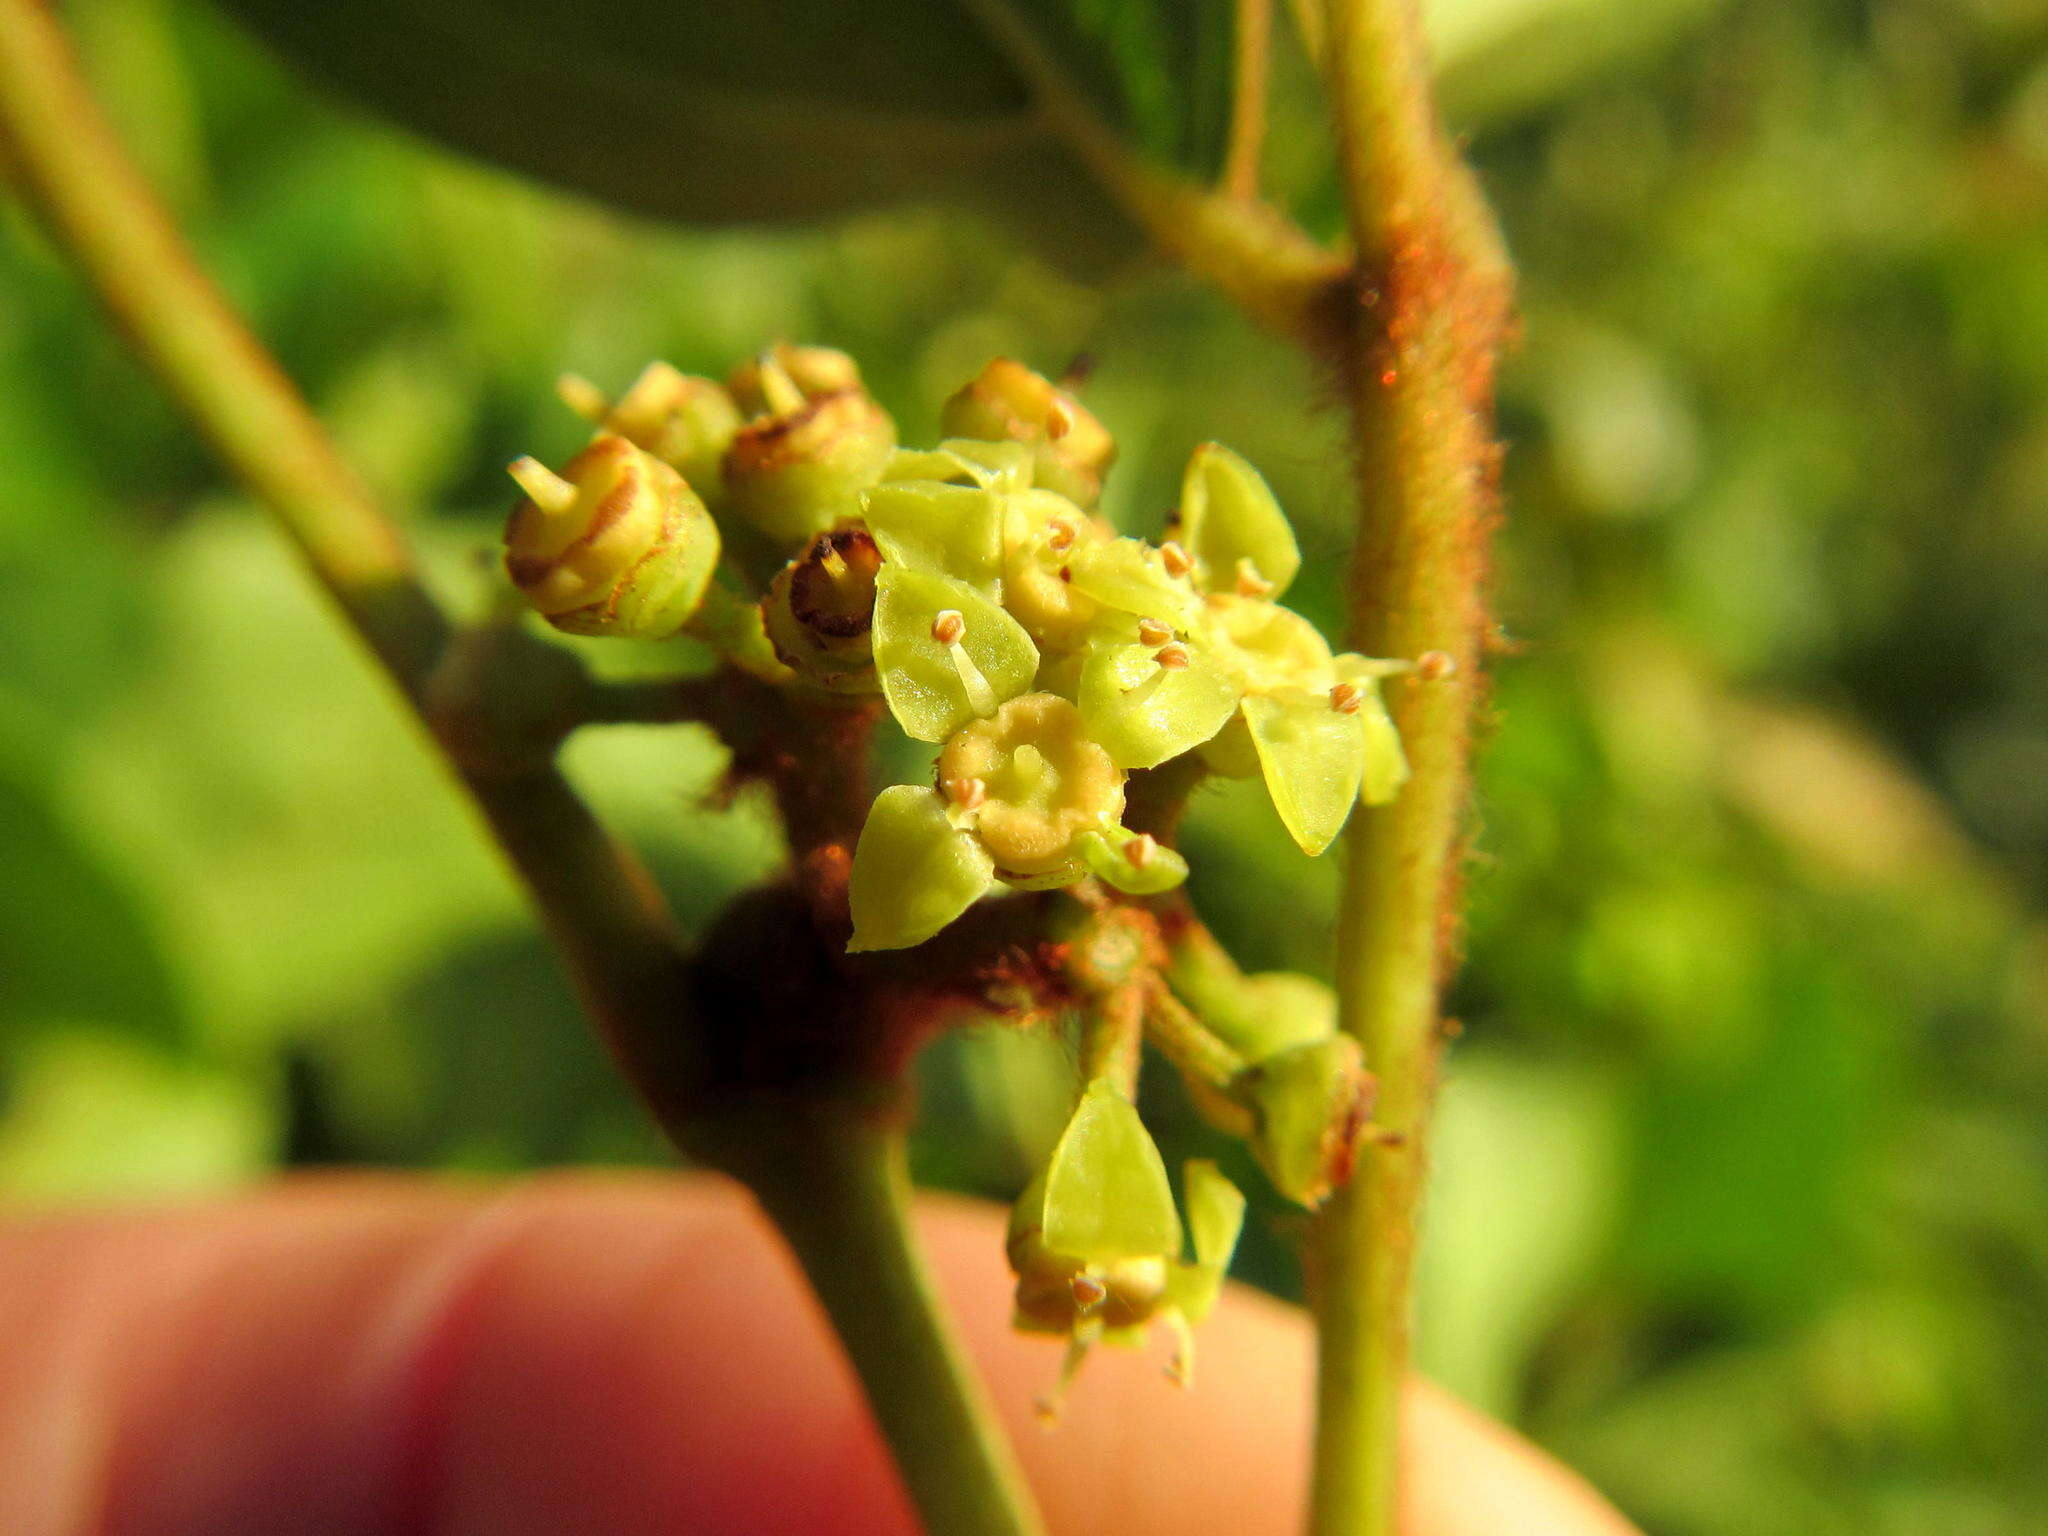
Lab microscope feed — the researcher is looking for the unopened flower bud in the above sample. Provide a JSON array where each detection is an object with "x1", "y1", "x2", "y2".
[
  {"x1": 724, "y1": 388, "x2": 897, "y2": 547},
  {"x1": 941, "y1": 358, "x2": 1115, "y2": 508},
  {"x1": 502, "y1": 435, "x2": 720, "y2": 639},
  {"x1": 761, "y1": 522, "x2": 884, "y2": 692},
  {"x1": 726, "y1": 343, "x2": 864, "y2": 416},
  {"x1": 1242, "y1": 1036, "x2": 1375, "y2": 1207},
  {"x1": 559, "y1": 363, "x2": 740, "y2": 496}
]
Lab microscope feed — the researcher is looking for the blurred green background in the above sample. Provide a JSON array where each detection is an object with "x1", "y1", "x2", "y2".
[{"x1": 4, "y1": 0, "x2": 2047, "y2": 1531}]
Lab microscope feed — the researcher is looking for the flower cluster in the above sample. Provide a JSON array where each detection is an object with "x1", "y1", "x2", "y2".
[
  {"x1": 501, "y1": 346, "x2": 1414, "y2": 1391},
  {"x1": 503, "y1": 349, "x2": 1411, "y2": 954}
]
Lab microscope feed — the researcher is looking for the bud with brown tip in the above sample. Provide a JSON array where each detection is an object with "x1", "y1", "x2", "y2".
[
  {"x1": 502, "y1": 434, "x2": 720, "y2": 639},
  {"x1": 941, "y1": 358, "x2": 1115, "y2": 508}
]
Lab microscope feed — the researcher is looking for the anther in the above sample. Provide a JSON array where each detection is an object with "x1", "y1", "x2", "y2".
[
  {"x1": 1159, "y1": 541, "x2": 1193, "y2": 578},
  {"x1": 947, "y1": 775, "x2": 988, "y2": 811},
  {"x1": 1047, "y1": 519, "x2": 1078, "y2": 553},
  {"x1": 930, "y1": 609, "x2": 966, "y2": 647},
  {"x1": 1155, "y1": 643, "x2": 1191, "y2": 671},
  {"x1": 1125, "y1": 833, "x2": 1158, "y2": 869},
  {"x1": 820, "y1": 544, "x2": 849, "y2": 580},
  {"x1": 1330, "y1": 682, "x2": 1362, "y2": 714},
  {"x1": 1046, "y1": 398, "x2": 1074, "y2": 441},
  {"x1": 1136, "y1": 617, "x2": 1173, "y2": 648},
  {"x1": 508, "y1": 456, "x2": 579, "y2": 517},
  {"x1": 1234, "y1": 558, "x2": 1275, "y2": 598},
  {"x1": 1069, "y1": 1273, "x2": 1107, "y2": 1309},
  {"x1": 1416, "y1": 649, "x2": 1456, "y2": 681}
]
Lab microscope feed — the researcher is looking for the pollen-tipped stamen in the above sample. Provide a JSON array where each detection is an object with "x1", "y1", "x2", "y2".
[
  {"x1": 1234, "y1": 558, "x2": 1276, "y2": 598},
  {"x1": 1136, "y1": 616, "x2": 1173, "y2": 648},
  {"x1": 932, "y1": 608, "x2": 999, "y2": 717},
  {"x1": 1160, "y1": 540, "x2": 1193, "y2": 578},
  {"x1": 1330, "y1": 682, "x2": 1363, "y2": 714},
  {"x1": 1122, "y1": 645, "x2": 1191, "y2": 711}
]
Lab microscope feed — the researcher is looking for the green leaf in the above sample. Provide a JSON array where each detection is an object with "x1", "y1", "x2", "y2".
[
  {"x1": 210, "y1": 0, "x2": 1150, "y2": 260},
  {"x1": 1242, "y1": 689, "x2": 1367, "y2": 855},
  {"x1": 861, "y1": 480, "x2": 1003, "y2": 589},
  {"x1": 1076, "y1": 637, "x2": 1241, "y2": 769},
  {"x1": 1177, "y1": 442, "x2": 1301, "y2": 598},
  {"x1": 847, "y1": 785, "x2": 996, "y2": 952},
  {"x1": 1042, "y1": 1078, "x2": 1183, "y2": 1262},
  {"x1": 872, "y1": 565, "x2": 1039, "y2": 742}
]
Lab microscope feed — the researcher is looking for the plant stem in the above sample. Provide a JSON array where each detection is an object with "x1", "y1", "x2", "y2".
[
  {"x1": 0, "y1": 0, "x2": 442, "y2": 689},
  {"x1": 740, "y1": 1106, "x2": 1047, "y2": 1536},
  {"x1": 0, "y1": 19, "x2": 1052, "y2": 1531},
  {"x1": 0, "y1": 0, "x2": 696, "y2": 1103},
  {"x1": 964, "y1": 0, "x2": 1345, "y2": 344},
  {"x1": 1307, "y1": 2, "x2": 1510, "y2": 1534},
  {"x1": 1223, "y1": 0, "x2": 1274, "y2": 201}
]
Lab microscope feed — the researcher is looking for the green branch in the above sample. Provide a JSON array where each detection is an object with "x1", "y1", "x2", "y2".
[
  {"x1": 738, "y1": 1108, "x2": 1046, "y2": 1536},
  {"x1": 0, "y1": 13, "x2": 1052, "y2": 1534},
  {"x1": 0, "y1": 0, "x2": 693, "y2": 1096},
  {"x1": 963, "y1": 0, "x2": 1346, "y2": 344},
  {"x1": 1308, "y1": 2, "x2": 1511, "y2": 1533}
]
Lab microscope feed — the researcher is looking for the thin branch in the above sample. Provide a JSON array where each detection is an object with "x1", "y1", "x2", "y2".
[
  {"x1": 1308, "y1": 1, "x2": 1511, "y2": 1534},
  {"x1": 1223, "y1": 0, "x2": 1275, "y2": 201},
  {"x1": 735, "y1": 1108, "x2": 1047, "y2": 1536},
  {"x1": 0, "y1": 0, "x2": 691, "y2": 1105},
  {"x1": 963, "y1": 0, "x2": 1345, "y2": 344}
]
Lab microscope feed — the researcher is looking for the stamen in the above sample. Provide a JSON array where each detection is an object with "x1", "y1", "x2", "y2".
[
  {"x1": 1125, "y1": 833, "x2": 1158, "y2": 869},
  {"x1": 932, "y1": 609, "x2": 997, "y2": 716},
  {"x1": 820, "y1": 544, "x2": 849, "y2": 580},
  {"x1": 555, "y1": 373, "x2": 609, "y2": 424},
  {"x1": 1136, "y1": 617, "x2": 1172, "y2": 647},
  {"x1": 1046, "y1": 519, "x2": 1078, "y2": 553},
  {"x1": 1416, "y1": 649, "x2": 1456, "y2": 681},
  {"x1": 1123, "y1": 647, "x2": 1187, "y2": 710},
  {"x1": 1045, "y1": 398, "x2": 1074, "y2": 440},
  {"x1": 1234, "y1": 558, "x2": 1275, "y2": 598},
  {"x1": 1330, "y1": 682, "x2": 1363, "y2": 714},
  {"x1": 508, "y1": 456, "x2": 578, "y2": 517},
  {"x1": 1069, "y1": 1273, "x2": 1107, "y2": 1310},
  {"x1": 947, "y1": 776, "x2": 988, "y2": 811},
  {"x1": 1159, "y1": 540, "x2": 1193, "y2": 578}
]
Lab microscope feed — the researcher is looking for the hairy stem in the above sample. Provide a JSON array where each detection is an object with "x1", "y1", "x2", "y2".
[
  {"x1": 739, "y1": 1106, "x2": 1047, "y2": 1536},
  {"x1": 1308, "y1": 1, "x2": 1509, "y2": 1534}
]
